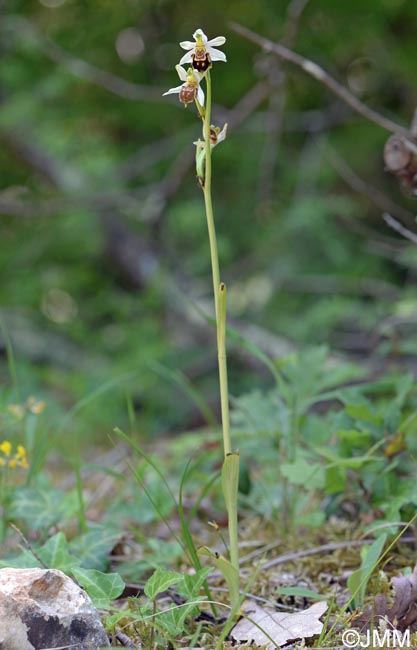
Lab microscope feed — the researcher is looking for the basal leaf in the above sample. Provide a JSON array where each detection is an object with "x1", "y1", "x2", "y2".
[
  {"x1": 144, "y1": 568, "x2": 181, "y2": 600},
  {"x1": 280, "y1": 459, "x2": 324, "y2": 489},
  {"x1": 9, "y1": 486, "x2": 78, "y2": 531},
  {"x1": 177, "y1": 567, "x2": 211, "y2": 599},
  {"x1": 69, "y1": 528, "x2": 120, "y2": 571},
  {"x1": 38, "y1": 532, "x2": 77, "y2": 573},
  {"x1": 71, "y1": 568, "x2": 125, "y2": 608}
]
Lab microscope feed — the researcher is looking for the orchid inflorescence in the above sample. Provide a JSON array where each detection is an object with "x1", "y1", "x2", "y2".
[
  {"x1": 164, "y1": 29, "x2": 226, "y2": 107},
  {"x1": 164, "y1": 29, "x2": 228, "y2": 169}
]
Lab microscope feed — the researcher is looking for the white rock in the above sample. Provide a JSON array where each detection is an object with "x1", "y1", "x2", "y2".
[{"x1": 0, "y1": 567, "x2": 110, "y2": 650}]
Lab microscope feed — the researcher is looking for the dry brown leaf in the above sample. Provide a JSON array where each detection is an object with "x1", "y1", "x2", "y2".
[
  {"x1": 354, "y1": 562, "x2": 417, "y2": 632},
  {"x1": 231, "y1": 600, "x2": 328, "y2": 649}
]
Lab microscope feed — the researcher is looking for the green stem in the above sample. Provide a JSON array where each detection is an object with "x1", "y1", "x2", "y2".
[
  {"x1": 203, "y1": 72, "x2": 230, "y2": 453},
  {"x1": 202, "y1": 71, "x2": 238, "y2": 576},
  {"x1": 203, "y1": 71, "x2": 220, "y2": 320},
  {"x1": 217, "y1": 283, "x2": 231, "y2": 456}
]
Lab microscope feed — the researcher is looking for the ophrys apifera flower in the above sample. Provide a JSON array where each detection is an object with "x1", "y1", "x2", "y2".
[
  {"x1": 179, "y1": 29, "x2": 226, "y2": 72},
  {"x1": 163, "y1": 64, "x2": 205, "y2": 106}
]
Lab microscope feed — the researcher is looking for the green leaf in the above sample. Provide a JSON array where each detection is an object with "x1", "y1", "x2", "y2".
[
  {"x1": 144, "y1": 568, "x2": 181, "y2": 600},
  {"x1": 146, "y1": 538, "x2": 184, "y2": 566},
  {"x1": 38, "y1": 532, "x2": 77, "y2": 573},
  {"x1": 345, "y1": 403, "x2": 380, "y2": 425},
  {"x1": 9, "y1": 486, "x2": 78, "y2": 530},
  {"x1": 199, "y1": 547, "x2": 240, "y2": 609},
  {"x1": 177, "y1": 567, "x2": 211, "y2": 599},
  {"x1": 317, "y1": 446, "x2": 382, "y2": 468},
  {"x1": 71, "y1": 568, "x2": 125, "y2": 609},
  {"x1": 69, "y1": 528, "x2": 120, "y2": 571},
  {"x1": 280, "y1": 458, "x2": 324, "y2": 489},
  {"x1": 347, "y1": 534, "x2": 387, "y2": 608},
  {"x1": 384, "y1": 402, "x2": 401, "y2": 435},
  {"x1": 0, "y1": 550, "x2": 44, "y2": 569},
  {"x1": 277, "y1": 587, "x2": 326, "y2": 600},
  {"x1": 336, "y1": 429, "x2": 371, "y2": 446},
  {"x1": 157, "y1": 600, "x2": 202, "y2": 636},
  {"x1": 325, "y1": 465, "x2": 346, "y2": 494},
  {"x1": 231, "y1": 389, "x2": 289, "y2": 438}
]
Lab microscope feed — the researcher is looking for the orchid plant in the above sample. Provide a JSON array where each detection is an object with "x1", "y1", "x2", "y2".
[{"x1": 164, "y1": 29, "x2": 240, "y2": 612}]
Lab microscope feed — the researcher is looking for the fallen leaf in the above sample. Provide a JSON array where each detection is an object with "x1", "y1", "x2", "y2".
[
  {"x1": 353, "y1": 562, "x2": 417, "y2": 632},
  {"x1": 231, "y1": 600, "x2": 328, "y2": 649}
]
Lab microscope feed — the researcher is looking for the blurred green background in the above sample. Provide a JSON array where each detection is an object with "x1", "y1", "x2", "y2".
[{"x1": 1, "y1": 0, "x2": 417, "y2": 439}]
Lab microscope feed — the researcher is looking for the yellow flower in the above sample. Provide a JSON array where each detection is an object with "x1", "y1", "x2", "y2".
[
  {"x1": 0, "y1": 441, "x2": 12, "y2": 457},
  {"x1": 16, "y1": 444, "x2": 26, "y2": 459},
  {"x1": 0, "y1": 442, "x2": 29, "y2": 470},
  {"x1": 14, "y1": 445, "x2": 29, "y2": 469}
]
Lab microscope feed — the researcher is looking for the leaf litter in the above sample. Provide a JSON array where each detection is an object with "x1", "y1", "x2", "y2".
[
  {"x1": 353, "y1": 561, "x2": 417, "y2": 632},
  {"x1": 231, "y1": 600, "x2": 328, "y2": 649}
]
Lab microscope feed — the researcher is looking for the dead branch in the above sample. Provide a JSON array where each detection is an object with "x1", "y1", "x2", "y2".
[
  {"x1": 256, "y1": 0, "x2": 311, "y2": 204},
  {"x1": 230, "y1": 22, "x2": 415, "y2": 147},
  {"x1": 283, "y1": 0, "x2": 312, "y2": 45},
  {"x1": 383, "y1": 213, "x2": 417, "y2": 245},
  {"x1": 3, "y1": 16, "x2": 164, "y2": 103},
  {"x1": 325, "y1": 144, "x2": 415, "y2": 224}
]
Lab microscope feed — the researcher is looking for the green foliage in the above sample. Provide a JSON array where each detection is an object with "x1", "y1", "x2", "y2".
[
  {"x1": 142, "y1": 566, "x2": 212, "y2": 636},
  {"x1": 0, "y1": 528, "x2": 118, "y2": 574},
  {"x1": 38, "y1": 531, "x2": 76, "y2": 573},
  {"x1": 347, "y1": 534, "x2": 387, "y2": 608},
  {"x1": 2, "y1": 3, "x2": 417, "y2": 643},
  {"x1": 144, "y1": 568, "x2": 182, "y2": 601},
  {"x1": 9, "y1": 482, "x2": 78, "y2": 531},
  {"x1": 0, "y1": 528, "x2": 125, "y2": 610},
  {"x1": 231, "y1": 348, "x2": 417, "y2": 530},
  {"x1": 107, "y1": 567, "x2": 212, "y2": 640},
  {"x1": 71, "y1": 567, "x2": 125, "y2": 609},
  {"x1": 68, "y1": 528, "x2": 122, "y2": 570},
  {"x1": 1, "y1": 0, "x2": 417, "y2": 438}
]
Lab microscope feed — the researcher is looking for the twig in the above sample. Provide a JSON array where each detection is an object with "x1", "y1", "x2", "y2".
[
  {"x1": 383, "y1": 213, "x2": 417, "y2": 245},
  {"x1": 115, "y1": 631, "x2": 140, "y2": 648},
  {"x1": 214, "y1": 81, "x2": 270, "y2": 131},
  {"x1": 1, "y1": 132, "x2": 80, "y2": 191},
  {"x1": 230, "y1": 22, "x2": 415, "y2": 147},
  {"x1": 324, "y1": 144, "x2": 415, "y2": 223},
  {"x1": 283, "y1": 0, "x2": 312, "y2": 46},
  {"x1": 9, "y1": 523, "x2": 49, "y2": 569},
  {"x1": 116, "y1": 126, "x2": 196, "y2": 182},
  {"x1": 239, "y1": 537, "x2": 387, "y2": 567},
  {"x1": 208, "y1": 539, "x2": 368, "y2": 582},
  {"x1": 257, "y1": 0, "x2": 311, "y2": 204},
  {"x1": 261, "y1": 536, "x2": 415, "y2": 571},
  {"x1": 210, "y1": 586, "x2": 297, "y2": 611},
  {"x1": 3, "y1": 16, "x2": 163, "y2": 103},
  {"x1": 280, "y1": 273, "x2": 398, "y2": 300}
]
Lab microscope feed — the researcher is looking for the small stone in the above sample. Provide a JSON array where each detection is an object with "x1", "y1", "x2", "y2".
[{"x1": 0, "y1": 567, "x2": 110, "y2": 650}]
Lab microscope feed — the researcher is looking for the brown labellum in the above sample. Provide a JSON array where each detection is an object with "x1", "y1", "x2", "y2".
[
  {"x1": 192, "y1": 52, "x2": 211, "y2": 72},
  {"x1": 179, "y1": 83, "x2": 197, "y2": 105}
]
